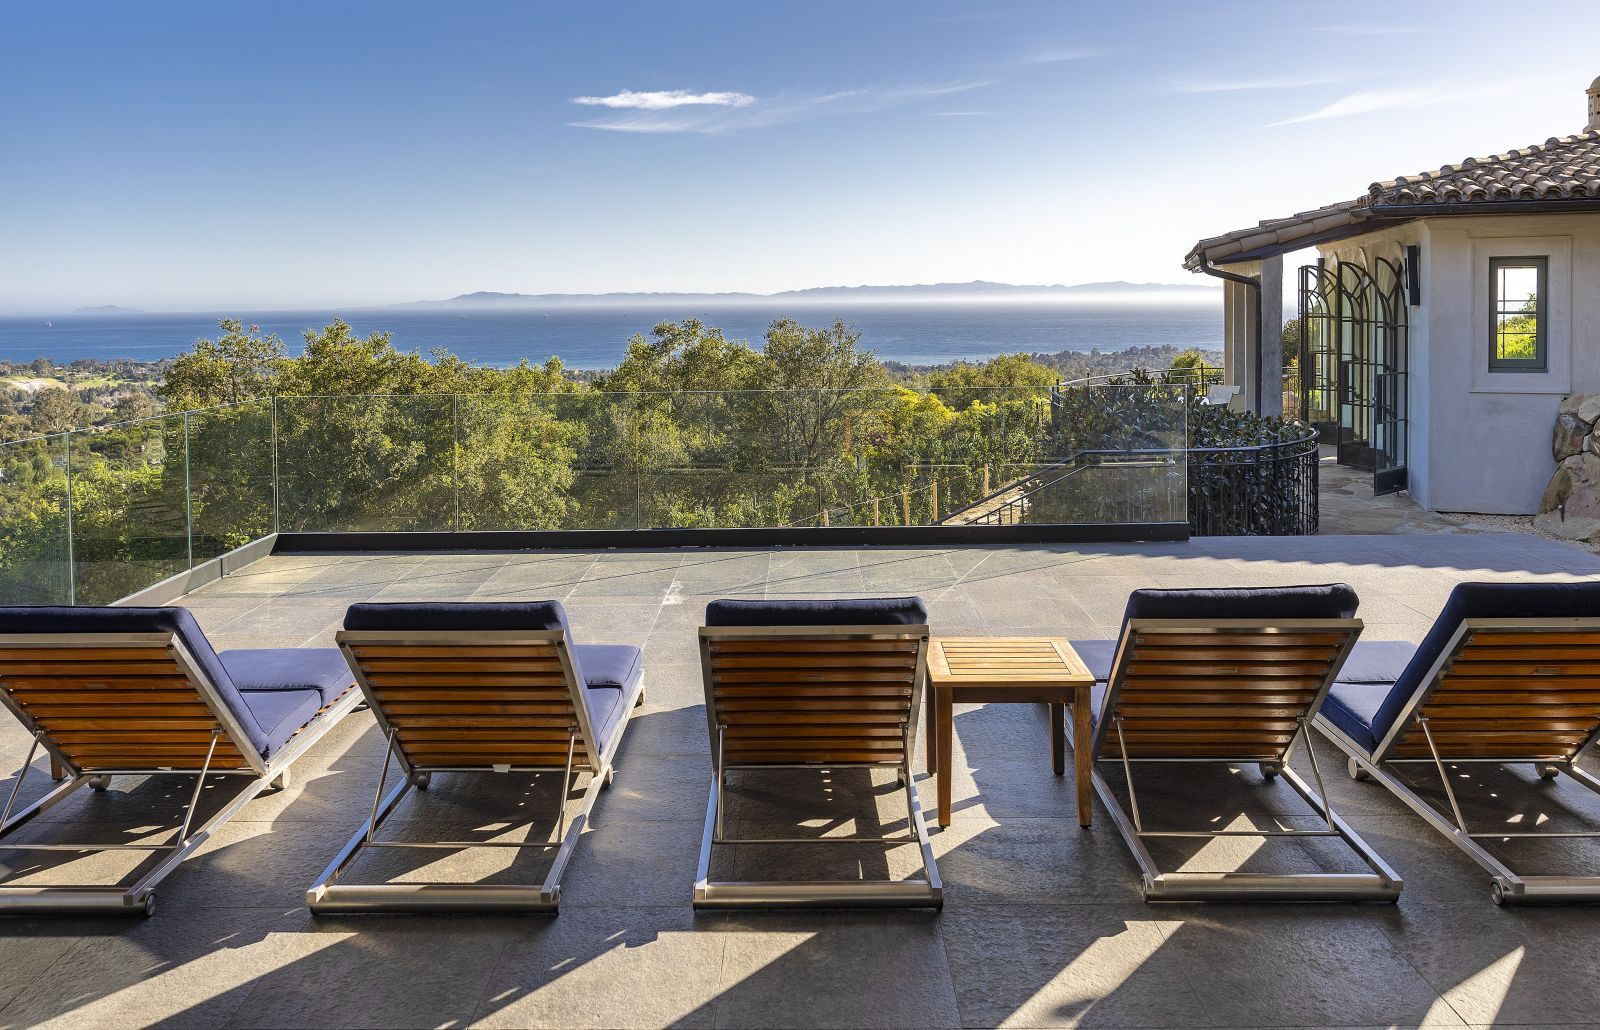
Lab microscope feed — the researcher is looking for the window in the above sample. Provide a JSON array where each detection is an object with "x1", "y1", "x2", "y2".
[{"x1": 1489, "y1": 256, "x2": 1547, "y2": 371}]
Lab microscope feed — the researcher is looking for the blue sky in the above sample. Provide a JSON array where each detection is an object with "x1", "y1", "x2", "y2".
[{"x1": 3, "y1": 1, "x2": 1599, "y2": 311}]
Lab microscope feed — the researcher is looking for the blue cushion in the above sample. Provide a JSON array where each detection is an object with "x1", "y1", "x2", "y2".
[
  {"x1": 1069, "y1": 639, "x2": 1117, "y2": 683},
  {"x1": 704, "y1": 597, "x2": 928, "y2": 627},
  {"x1": 1336, "y1": 640, "x2": 1416, "y2": 684},
  {"x1": 572, "y1": 643, "x2": 642, "y2": 745},
  {"x1": 344, "y1": 599, "x2": 582, "y2": 680},
  {"x1": 343, "y1": 601, "x2": 571, "y2": 635},
  {"x1": 0, "y1": 605, "x2": 270, "y2": 757},
  {"x1": 1322, "y1": 680, "x2": 1390, "y2": 752},
  {"x1": 1323, "y1": 581, "x2": 1600, "y2": 757},
  {"x1": 220, "y1": 648, "x2": 354, "y2": 706},
  {"x1": 240, "y1": 689, "x2": 322, "y2": 759},
  {"x1": 1123, "y1": 584, "x2": 1359, "y2": 624}
]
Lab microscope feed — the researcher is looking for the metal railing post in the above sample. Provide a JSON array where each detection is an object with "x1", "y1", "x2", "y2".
[
  {"x1": 451, "y1": 394, "x2": 462, "y2": 533},
  {"x1": 270, "y1": 395, "x2": 281, "y2": 534},
  {"x1": 64, "y1": 430, "x2": 75, "y2": 605},
  {"x1": 183, "y1": 411, "x2": 194, "y2": 569}
]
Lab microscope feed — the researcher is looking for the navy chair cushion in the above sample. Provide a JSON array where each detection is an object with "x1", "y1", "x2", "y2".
[
  {"x1": 704, "y1": 597, "x2": 928, "y2": 627},
  {"x1": 1324, "y1": 581, "x2": 1600, "y2": 757},
  {"x1": 344, "y1": 601, "x2": 571, "y2": 636},
  {"x1": 240, "y1": 689, "x2": 323, "y2": 758},
  {"x1": 1122, "y1": 584, "x2": 1359, "y2": 624},
  {"x1": 1068, "y1": 639, "x2": 1117, "y2": 683},
  {"x1": 0, "y1": 606, "x2": 271, "y2": 757},
  {"x1": 220, "y1": 648, "x2": 354, "y2": 706},
  {"x1": 572, "y1": 643, "x2": 642, "y2": 745},
  {"x1": 344, "y1": 599, "x2": 582, "y2": 680},
  {"x1": 1335, "y1": 640, "x2": 1417, "y2": 684}
]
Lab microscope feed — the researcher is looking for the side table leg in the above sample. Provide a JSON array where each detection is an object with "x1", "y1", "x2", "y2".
[
  {"x1": 936, "y1": 685, "x2": 953, "y2": 827},
  {"x1": 1072, "y1": 685, "x2": 1093, "y2": 828},
  {"x1": 924, "y1": 673, "x2": 937, "y2": 775},
  {"x1": 1049, "y1": 701, "x2": 1065, "y2": 776}
]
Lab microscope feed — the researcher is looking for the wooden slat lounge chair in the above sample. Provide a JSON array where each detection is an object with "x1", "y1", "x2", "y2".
[
  {"x1": 307, "y1": 601, "x2": 643, "y2": 913},
  {"x1": 0, "y1": 606, "x2": 361, "y2": 915},
  {"x1": 694, "y1": 597, "x2": 941, "y2": 909},
  {"x1": 1316, "y1": 581, "x2": 1600, "y2": 905},
  {"x1": 1070, "y1": 584, "x2": 1402, "y2": 902}
]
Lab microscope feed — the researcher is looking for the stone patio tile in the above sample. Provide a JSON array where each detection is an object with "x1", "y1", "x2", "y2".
[
  {"x1": 941, "y1": 903, "x2": 1200, "y2": 1028},
  {"x1": 713, "y1": 910, "x2": 960, "y2": 1029},
  {"x1": 472, "y1": 907, "x2": 725, "y2": 1029}
]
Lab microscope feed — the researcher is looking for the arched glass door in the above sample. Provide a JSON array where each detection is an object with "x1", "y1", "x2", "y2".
[{"x1": 1298, "y1": 256, "x2": 1408, "y2": 495}]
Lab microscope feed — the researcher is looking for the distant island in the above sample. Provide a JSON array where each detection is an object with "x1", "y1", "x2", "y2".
[
  {"x1": 70, "y1": 304, "x2": 145, "y2": 316},
  {"x1": 408, "y1": 280, "x2": 1220, "y2": 309}
]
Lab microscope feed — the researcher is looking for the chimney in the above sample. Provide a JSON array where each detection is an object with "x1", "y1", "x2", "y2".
[{"x1": 1590, "y1": 75, "x2": 1600, "y2": 132}]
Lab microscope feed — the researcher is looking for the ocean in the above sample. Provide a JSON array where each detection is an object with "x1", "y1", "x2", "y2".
[{"x1": 0, "y1": 299, "x2": 1222, "y2": 369}]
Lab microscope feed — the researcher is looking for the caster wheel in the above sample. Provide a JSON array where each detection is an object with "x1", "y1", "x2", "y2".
[
  {"x1": 1536, "y1": 763, "x2": 1562, "y2": 780},
  {"x1": 635, "y1": 687, "x2": 646, "y2": 708},
  {"x1": 601, "y1": 766, "x2": 615, "y2": 790},
  {"x1": 143, "y1": 893, "x2": 157, "y2": 916},
  {"x1": 410, "y1": 771, "x2": 432, "y2": 789},
  {"x1": 268, "y1": 769, "x2": 291, "y2": 791},
  {"x1": 88, "y1": 775, "x2": 111, "y2": 792},
  {"x1": 1258, "y1": 762, "x2": 1280, "y2": 780},
  {"x1": 1347, "y1": 757, "x2": 1372, "y2": 782},
  {"x1": 1491, "y1": 881, "x2": 1507, "y2": 906}
]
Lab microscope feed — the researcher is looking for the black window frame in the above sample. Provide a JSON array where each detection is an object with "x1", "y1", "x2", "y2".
[{"x1": 1488, "y1": 256, "x2": 1548, "y2": 372}]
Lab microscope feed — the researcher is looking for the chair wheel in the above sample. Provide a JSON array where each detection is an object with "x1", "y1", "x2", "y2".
[
  {"x1": 143, "y1": 893, "x2": 157, "y2": 916},
  {"x1": 1258, "y1": 762, "x2": 1280, "y2": 780},
  {"x1": 634, "y1": 687, "x2": 646, "y2": 707},
  {"x1": 1347, "y1": 757, "x2": 1372, "y2": 782},
  {"x1": 601, "y1": 766, "x2": 615, "y2": 789},
  {"x1": 268, "y1": 769, "x2": 291, "y2": 791},
  {"x1": 1536, "y1": 763, "x2": 1562, "y2": 780},
  {"x1": 409, "y1": 771, "x2": 432, "y2": 789},
  {"x1": 1491, "y1": 881, "x2": 1507, "y2": 906},
  {"x1": 88, "y1": 775, "x2": 111, "y2": 792}
]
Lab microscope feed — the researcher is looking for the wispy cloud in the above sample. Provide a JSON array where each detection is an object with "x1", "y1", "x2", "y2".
[
  {"x1": 1169, "y1": 73, "x2": 1359, "y2": 94},
  {"x1": 570, "y1": 80, "x2": 993, "y2": 135},
  {"x1": 571, "y1": 89, "x2": 754, "y2": 111},
  {"x1": 1016, "y1": 47, "x2": 1115, "y2": 65},
  {"x1": 1266, "y1": 77, "x2": 1531, "y2": 127},
  {"x1": 1311, "y1": 22, "x2": 1422, "y2": 35},
  {"x1": 928, "y1": 110, "x2": 992, "y2": 118}
]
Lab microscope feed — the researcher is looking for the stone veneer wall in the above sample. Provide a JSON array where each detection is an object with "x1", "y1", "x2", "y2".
[{"x1": 1536, "y1": 394, "x2": 1600, "y2": 542}]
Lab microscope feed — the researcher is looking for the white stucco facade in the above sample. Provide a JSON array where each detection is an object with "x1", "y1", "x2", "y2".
[{"x1": 1314, "y1": 213, "x2": 1600, "y2": 514}]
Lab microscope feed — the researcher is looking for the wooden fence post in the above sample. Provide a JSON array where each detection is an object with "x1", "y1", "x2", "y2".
[
  {"x1": 821, "y1": 509, "x2": 829, "y2": 528},
  {"x1": 931, "y1": 479, "x2": 939, "y2": 522},
  {"x1": 872, "y1": 497, "x2": 880, "y2": 526},
  {"x1": 901, "y1": 491, "x2": 911, "y2": 526},
  {"x1": 983, "y1": 464, "x2": 991, "y2": 495}
]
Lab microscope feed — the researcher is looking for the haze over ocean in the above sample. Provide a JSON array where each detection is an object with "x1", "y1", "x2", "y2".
[{"x1": 0, "y1": 300, "x2": 1222, "y2": 369}]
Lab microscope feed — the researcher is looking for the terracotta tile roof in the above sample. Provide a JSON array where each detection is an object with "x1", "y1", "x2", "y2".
[
  {"x1": 1369, "y1": 131, "x2": 1600, "y2": 205},
  {"x1": 1187, "y1": 130, "x2": 1600, "y2": 269}
]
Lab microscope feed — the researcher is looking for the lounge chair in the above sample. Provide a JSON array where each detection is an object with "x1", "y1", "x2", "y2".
[
  {"x1": 1315, "y1": 581, "x2": 1600, "y2": 905},
  {"x1": 306, "y1": 601, "x2": 643, "y2": 913},
  {"x1": 694, "y1": 597, "x2": 941, "y2": 909},
  {"x1": 1069, "y1": 584, "x2": 1402, "y2": 902},
  {"x1": 0, "y1": 606, "x2": 360, "y2": 915}
]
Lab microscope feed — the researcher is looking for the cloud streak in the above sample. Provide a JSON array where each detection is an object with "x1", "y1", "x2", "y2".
[
  {"x1": 1266, "y1": 75, "x2": 1547, "y2": 127},
  {"x1": 1169, "y1": 73, "x2": 1359, "y2": 94},
  {"x1": 571, "y1": 89, "x2": 754, "y2": 110},
  {"x1": 570, "y1": 80, "x2": 993, "y2": 135}
]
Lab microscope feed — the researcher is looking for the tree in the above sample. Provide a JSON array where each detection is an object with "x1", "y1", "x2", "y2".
[
  {"x1": 926, "y1": 353, "x2": 1058, "y2": 410},
  {"x1": 161, "y1": 320, "x2": 286, "y2": 409},
  {"x1": 28, "y1": 388, "x2": 83, "y2": 434}
]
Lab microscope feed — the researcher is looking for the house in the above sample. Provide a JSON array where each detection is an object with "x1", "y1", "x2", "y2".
[{"x1": 1184, "y1": 76, "x2": 1600, "y2": 515}]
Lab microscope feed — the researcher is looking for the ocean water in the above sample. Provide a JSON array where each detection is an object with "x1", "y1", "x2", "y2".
[{"x1": 0, "y1": 300, "x2": 1222, "y2": 369}]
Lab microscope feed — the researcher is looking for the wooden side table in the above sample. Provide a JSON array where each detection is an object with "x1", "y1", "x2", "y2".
[{"x1": 924, "y1": 637, "x2": 1095, "y2": 828}]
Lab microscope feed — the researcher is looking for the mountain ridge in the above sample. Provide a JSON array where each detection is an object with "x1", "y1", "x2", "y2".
[{"x1": 412, "y1": 280, "x2": 1219, "y2": 308}]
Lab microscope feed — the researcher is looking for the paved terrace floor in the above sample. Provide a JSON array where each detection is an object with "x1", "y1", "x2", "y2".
[{"x1": 6, "y1": 534, "x2": 1600, "y2": 1028}]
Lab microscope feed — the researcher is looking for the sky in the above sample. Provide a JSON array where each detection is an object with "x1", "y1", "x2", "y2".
[{"x1": 3, "y1": 1, "x2": 1599, "y2": 312}]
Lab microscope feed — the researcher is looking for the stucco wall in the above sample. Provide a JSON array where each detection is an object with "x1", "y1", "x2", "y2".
[{"x1": 1321, "y1": 212, "x2": 1600, "y2": 514}]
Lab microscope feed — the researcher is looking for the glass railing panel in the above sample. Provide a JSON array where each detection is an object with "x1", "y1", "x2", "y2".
[
  {"x1": 0, "y1": 433, "x2": 72, "y2": 604},
  {"x1": 69, "y1": 413, "x2": 191, "y2": 605},
  {"x1": 557, "y1": 392, "x2": 642, "y2": 530},
  {"x1": 275, "y1": 396, "x2": 455, "y2": 532},
  {"x1": 186, "y1": 400, "x2": 275, "y2": 561}
]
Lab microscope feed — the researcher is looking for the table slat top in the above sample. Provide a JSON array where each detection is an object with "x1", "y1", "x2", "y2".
[{"x1": 928, "y1": 636, "x2": 1094, "y2": 687}]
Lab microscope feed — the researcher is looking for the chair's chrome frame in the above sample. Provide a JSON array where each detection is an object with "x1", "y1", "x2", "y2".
[
  {"x1": 1314, "y1": 617, "x2": 1600, "y2": 905},
  {"x1": 1090, "y1": 618, "x2": 1402, "y2": 903},
  {"x1": 0, "y1": 631, "x2": 359, "y2": 916},
  {"x1": 307, "y1": 628, "x2": 642, "y2": 913},
  {"x1": 693, "y1": 623, "x2": 942, "y2": 909}
]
